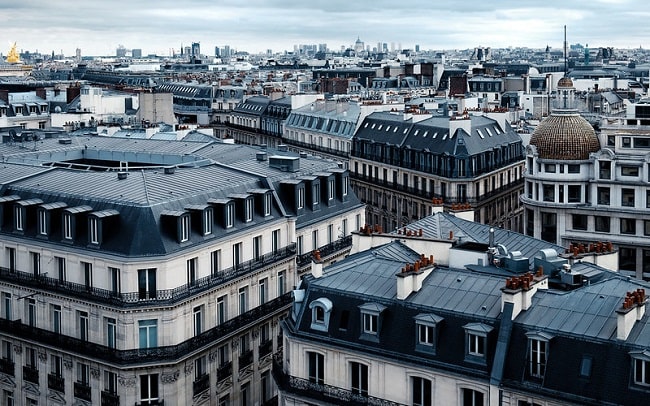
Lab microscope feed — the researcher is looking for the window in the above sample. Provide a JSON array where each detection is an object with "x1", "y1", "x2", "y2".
[
  {"x1": 211, "y1": 249, "x2": 222, "y2": 275},
  {"x1": 277, "y1": 270, "x2": 286, "y2": 296},
  {"x1": 544, "y1": 164, "x2": 556, "y2": 173},
  {"x1": 77, "y1": 362, "x2": 90, "y2": 386},
  {"x1": 297, "y1": 235, "x2": 303, "y2": 255},
  {"x1": 307, "y1": 352, "x2": 324, "y2": 385},
  {"x1": 51, "y1": 304, "x2": 61, "y2": 334},
  {"x1": 25, "y1": 298, "x2": 36, "y2": 327},
  {"x1": 82, "y1": 261, "x2": 92, "y2": 289},
  {"x1": 56, "y1": 257, "x2": 66, "y2": 282},
  {"x1": 2, "y1": 390, "x2": 13, "y2": 406},
  {"x1": 261, "y1": 370, "x2": 272, "y2": 403},
  {"x1": 542, "y1": 185, "x2": 554, "y2": 202},
  {"x1": 89, "y1": 217, "x2": 99, "y2": 244},
  {"x1": 464, "y1": 323, "x2": 492, "y2": 361},
  {"x1": 238, "y1": 286, "x2": 248, "y2": 315},
  {"x1": 263, "y1": 193, "x2": 272, "y2": 216},
  {"x1": 298, "y1": 187, "x2": 305, "y2": 209},
  {"x1": 412, "y1": 376, "x2": 432, "y2": 406},
  {"x1": 245, "y1": 198, "x2": 253, "y2": 222},
  {"x1": 253, "y1": 235, "x2": 262, "y2": 261},
  {"x1": 622, "y1": 188, "x2": 635, "y2": 207},
  {"x1": 462, "y1": 388, "x2": 484, "y2": 406},
  {"x1": 359, "y1": 303, "x2": 385, "y2": 340},
  {"x1": 25, "y1": 347, "x2": 37, "y2": 369},
  {"x1": 38, "y1": 209, "x2": 47, "y2": 235},
  {"x1": 572, "y1": 214, "x2": 587, "y2": 231},
  {"x1": 350, "y1": 362, "x2": 368, "y2": 396},
  {"x1": 364, "y1": 313, "x2": 377, "y2": 333},
  {"x1": 415, "y1": 314, "x2": 443, "y2": 353},
  {"x1": 259, "y1": 278, "x2": 268, "y2": 304},
  {"x1": 272, "y1": 229, "x2": 280, "y2": 253},
  {"x1": 328, "y1": 224, "x2": 334, "y2": 244},
  {"x1": 595, "y1": 216, "x2": 610, "y2": 232},
  {"x1": 138, "y1": 319, "x2": 158, "y2": 349},
  {"x1": 621, "y1": 166, "x2": 639, "y2": 176},
  {"x1": 204, "y1": 208, "x2": 213, "y2": 235},
  {"x1": 51, "y1": 354, "x2": 63, "y2": 377},
  {"x1": 597, "y1": 187, "x2": 610, "y2": 205},
  {"x1": 104, "y1": 371, "x2": 118, "y2": 395},
  {"x1": 6, "y1": 248, "x2": 15, "y2": 273},
  {"x1": 599, "y1": 161, "x2": 611, "y2": 179},
  {"x1": 342, "y1": 218, "x2": 348, "y2": 237},
  {"x1": 195, "y1": 356, "x2": 207, "y2": 380},
  {"x1": 1, "y1": 293, "x2": 11, "y2": 320},
  {"x1": 328, "y1": 179, "x2": 335, "y2": 200},
  {"x1": 187, "y1": 257, "x2": 198, "y2": 286},
  {"x1": 140, "y1": 374, "x2": 159, "y2": 405},
  {"x1": 78, "y1": 311, "x2": 89, "y2": 341},
  {"x1": 634, "y1": 353, "x2": 650, "y2": 386},
  {"x1": 621, "y1": 218, "x2": 636, "y2": 235},
  {"x1": 312, "y1": 183, "x2": 320, "y2": 205},
  {"x1": 30, "y1": 252, "x2": 40, "y2": 276},
  {"x1": 567, "y1": 185, "x2": 581, "y2": 203},
  {"x1": 567, "y1": 164, "x2": 580, "y2": 173},
  {"x1": 309, "y1": 298, "x2": 333, "y2": 332},
  {"x1": 218, "y1": 343, "x2": 230, "y2": 367},
  {"x1": 14, "y1": 206, "x2": 23, "y2": 231},
  {"x1": 528, "y1": 334, "x2": 551, "y2": 379},
  {"x1": 343, "y1": 176, "x2": 349, "y2": 196},
  {"x1": 233, "y1": 243, "x2": 242, "y2": 268},
  {"x1": 107, "y1": 266, "x2": 120, "y2": 294},
  {"x1": 180, "y1": 214, "x2": 190, "y2": 242},
  {"x1": 225, "y1": 203, "x2": 235, "y2": 228},
  {"x1": 138, "y1": 268, "x2": 156, "y2": 300},
  {"x1": 2, "y1": 340, "x2": 12, "y2": 362},
  {"x1": 217, "y1": 295, "x2": 227, "y2": 325},
  {"x1": 63, "y1": 212, "x2": 73, "y2": 239},
  {"x1": 193, "y1": 305, "x2": 204, "y2": 336},
  {"x1": 105, "y1": 317, "x2": 116, "y2": 348}
]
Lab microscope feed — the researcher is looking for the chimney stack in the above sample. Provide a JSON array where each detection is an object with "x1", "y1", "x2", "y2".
[
  {"x1": 501, "y1": 270, "x2": 548, "y2": 319},
  {"x1": 617, "y1": 289, "x2": 646, "y2": 341},
  {"x1": 396, "y1": 256, "x2": 435, "y2": 300}
]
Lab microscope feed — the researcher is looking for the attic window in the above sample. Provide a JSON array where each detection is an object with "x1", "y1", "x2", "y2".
[
  {"x1": 309, "y1": 297, "x2": 333, "y2": 332},
  {"x1": 464, "y1": 322, "x2": 493, "y2": 363},
  {"x1": 423, "y1": 131, "x2": 428, "y2": 138},
  {"x1": 359, "y1": 302, "x2": 386, "y2": 342},
  {"x1": 403, "y1": 128, "x2": 408, "y2": 134},
  {"x1": 377, "y1": 125, "x2": 383, "y2": 130},
  {"x1": 385, "y1": 126, "x2": 391, "y2": 132},
  {"x1": 393, "y1": 127, "x2": 398, "y2": 133},
  {"x1": 88, "y1": 210, "x2": 118, "y2": 246},
  {"x1": 414, "y1": 313, "x2": 443, "y2": 354},
  {"x1": 485, "y1": 127, "x2": 493, "y2": 137},
  {"x1": 477, "y1": 129, "x2": 485, "y2": 139},
  {"x1": 631, "y1": 350, "x2": 650, "y2": 387},
  {"x1": 525, "y1": 331, "x2": 553, "y2": 380},
  {"x1": 364, "y1": 123, "x2": 368, "y2": 128},
  {"x1": 414, "y1": 130, "x2": 419, "y2": 136}
]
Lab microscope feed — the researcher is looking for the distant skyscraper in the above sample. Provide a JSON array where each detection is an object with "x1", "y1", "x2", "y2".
[
  {"x1": 184, "y1": 46, "x2": 191, "y2": 57},
  {"x1": 415, "y1": 44, "x2": 420, "y2": 52},
  {"x1": 132, "y1": 48, "x2": 142, "y2": 58},
  {"x1": 214, "y1": 47, "x2": 220, "y2": 57},
  {"x1": 191, "y1": 42, "x2": 200, "y2": 57},
  {"x1": 75, "y1": 48, "x2": 81, "y2": 61},
  {"x1": 116, "y1": 45, "x2": 127, "y2": 58},
  {"x1": 223, "y1": 45, "x2": 231, "y2": 57},
  {"x1": 267, "y1": 49, "x2": 273, "y2": 56},
  {"x1": 318, "y1": 43, "x2": 327, "y2": 52}
]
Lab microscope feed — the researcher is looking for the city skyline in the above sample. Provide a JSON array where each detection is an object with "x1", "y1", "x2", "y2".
[{"x1": 2, "y1": 0, "x2": 650, "y2": 57}]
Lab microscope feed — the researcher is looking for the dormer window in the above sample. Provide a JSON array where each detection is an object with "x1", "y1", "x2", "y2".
[
  {"x1": 160, "y1": 210, "x2": 191, "y2": 243},
  {"x1": 185, "y1": 205, "x2": 213, "y2": 236},
  {"x1": 309, "y1": 297, "x2": 333, "y2": 332},
  {"x1": 264, "y1": 193, "x2": 272, "y2": 216},
  {"x1": 415, "y1": 313, "x2": 444, "y2": 354},
  {"x1": 89, "y1": 217, "x2": 99, "y2": 244},
  {"x1": 204, "y1": 208, "x2": 213, "y2": 235},
  {"x1": 343, "y1": 176, "x2": 349, "y2": 197},
  {"x1": 88, "y1": 210, "x2": 119, "y2": 246},
  {"x1": 328, "y1": 179, "x2": 335, "y2": 200},
  {"x1": 359, "y1": 302, "x2": 386, "y2": 342},
  {"x1": 38, "y1": 208, "x2": 47, "y2": 235},
  {"x1": 14, "y1": 199, "x2": 43, "y2": 233},
  {"x1": 631, "y1": 350, "x2": 650, "y2": 387},
  {"x1": 181, "y1": 214, "x2": 190, "y2": 242},
  {"x1": 245, "y1": 198, "x2": 253, "y2": 222},
  {"x1": 312, "y1": 183, "x2": 320, "y2": 205},
  {"x1": 226, "y1": 203, "x2": 234, "y2": 228},
  {"x1": 464, "y1": 323, "x2": 493, "y2": 363},
  {"x1": 526, "y1": 331, "x2": 553, "y2": 381},
  {"x1": 298, "y1": 187, "x2": 305, "y2": 210},
  {"x1": 63, "y1": 212, "x2": 73, "y2": 240},
  {"x1": 14, "y1": 205, "x2": 23, "y2": 231},
  {"x1": 62, "y1": 206, "x2": 92, "y2": 242}
]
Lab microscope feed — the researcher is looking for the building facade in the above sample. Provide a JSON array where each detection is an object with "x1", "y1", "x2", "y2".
[{"x1": 0, "y1": 135, "x2": 364, "y2": 406}]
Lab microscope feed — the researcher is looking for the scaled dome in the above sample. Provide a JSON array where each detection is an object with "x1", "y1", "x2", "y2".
[{"x1": 529, "y1": 110, "x2": 600, "y2": 160}]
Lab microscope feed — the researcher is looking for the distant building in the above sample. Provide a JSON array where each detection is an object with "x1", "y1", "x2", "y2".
[{"x1": 131, "y1": 48, "x2": 142, "y2": 58}]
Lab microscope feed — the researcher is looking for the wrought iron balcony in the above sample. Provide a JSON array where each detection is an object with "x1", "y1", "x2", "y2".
[
  {"x1": 238, "y1": 350, "x2": 254, "y2": 369},
  {"x1": 259, "y1": 339, "x2": 273, "y2": 358},
  {"x1": 297, "y1": 236, "x2": 353, "y2": 267},
  {"x1": 74, "y1": 381, "x2": 92, "y2": 401},
  {"x1": 23, "y1": 365, "x2": 39, "y2": 384},
  {"x1": 0, "y1": 293, "x2": 291, "y2": 366},
  {"x1": 0, "y1": 243, "x2": 295, "y2": 308},
  {"x1": 192, "y1": 373, "x2": 210, "y2": 396},
  {"x1": 135, "y1": 400, "x2": 164, "y2": 406},
  {"x1": 281, "y1": 138, "x2": 350, "y2": 159},
  {"x1": 217, "y1": 361, "x2": 232, "y2": 382},
  {"x1": 0, "y1": 358, "x2": 14, "y2": 376},
  {"x1": 272, "y1": 357, "x2": 405, "y2": 406},
  {"x1": 48, "y1": 373, "x2": 65, "y2": 392},
  {"x1": 101, "y1": 391, "x2": 120, "y2": 406}
]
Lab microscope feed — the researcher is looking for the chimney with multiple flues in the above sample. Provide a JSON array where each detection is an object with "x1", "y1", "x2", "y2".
[
  {"x1": 501, "y1": 267, "x2": 549, "y2": 319},
  {"x1": 617, "y1": 289, "x2": 646, "y2": 341},
  {"x1": 396, "y1": 254, "x2": 435, "y2": 300}
]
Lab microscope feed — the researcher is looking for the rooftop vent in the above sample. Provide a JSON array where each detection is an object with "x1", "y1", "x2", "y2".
[
  {"x1": 58, "y1": 138, "x2": 72, "y2": 145},
  {"x1": 117, "y1": 172, "x2": 128, "y2": 180},
  {"x1": 256, "y1": 151, "x2": 268, "y2": 161},
  {"x1": 260, "y1": 144, "x2": 267, "y2": 150},
  {"x1": 164, "y1": 167, "x2": 175, "y2": 175},
  {"x1": 299, "y1": 151, "x2": 308, "y2": 158},
  {"x1": 277, "y1": 144, "x2": 288, "y2": 152}
]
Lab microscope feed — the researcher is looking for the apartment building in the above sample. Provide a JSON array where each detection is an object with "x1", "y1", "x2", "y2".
[{"x1": 0, "y1": 135, "x2": 364, "y2": 406}]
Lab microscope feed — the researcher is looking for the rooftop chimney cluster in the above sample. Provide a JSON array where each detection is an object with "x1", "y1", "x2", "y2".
[
  {"x1": 400, "y1": 254, "x2": 435, "y2": 273},
  {"x1": 359, "y1": 224, "x2": 383, "y2": 235},
  {"x1": 450, "y1": 203, "x2": 472, "y2": 211},
  {"x1": 566, "y1": 241, "x2": 613, "y2": 256},
  {"x1": 504, "y1": 272, "x2": 538, "y2": 291},
  {"x1": 622, "y1": 289, "x2": 646, "y2": 310},
  {"x1": 397, "y1": 227, "x2": 423, "y2": 237},
  {"x1": 431, "y1": 197, "x2": 444, "y2": 205}
]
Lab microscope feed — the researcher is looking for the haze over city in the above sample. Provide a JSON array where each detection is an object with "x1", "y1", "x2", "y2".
[{"x1": 3, "y1": 0, "x2": 650, "y2": 56}]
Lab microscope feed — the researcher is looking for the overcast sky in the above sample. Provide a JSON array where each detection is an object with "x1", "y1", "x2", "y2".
[{"x1": 3, "y1": 0, "x2": 649, "y2": 57}]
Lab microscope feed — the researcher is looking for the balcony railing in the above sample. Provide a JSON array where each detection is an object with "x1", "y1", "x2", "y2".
[
  {"x1": 0, "y1": 293, "x2": 291, "y2": 366},
  {"x1": 23, "y1": 365, "x2": 39, "y2": 384},
  {"x1": 239, "y1": 350, "x2": 254, "y2": 369},
  {"x1": 101, "y1": 391, "x2": 120, "y2": 406},
  {"x1": 217, "y1": 361, "x2": 232, "y2": 382},
  {"x1": 192, "y1": 373, "x2": 210, "y2": 396},
  {"x1": 135, "y1": 400, "x2": 164, "y2": 406},
  {"x1": 281, "y1": 138, "x2": 350, "y2": 159},
  {"x1": 74, "y1": 381, "x2": 92, "y2": 401},
  {"x1": 297, "y1": 236, "x2": 353, "y2": 267},
  {"x1": 48, "y1": 373, "x2": 65, "y2": 392},
  {"x1": 0, "y1": 244, "x2": 295, "y2": 308},
  {"x1": 259, "y1": 339, "x2": 273, "y2": 358},
  {"x1": 272, "y1": 357, "x2": 405, "y2": 406},
  {"x1": 0, "y1": 358, "x2": 14, "y2": 376}
]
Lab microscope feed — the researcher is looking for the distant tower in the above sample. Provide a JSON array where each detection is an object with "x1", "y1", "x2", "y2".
[
  {"x1": 75, "y1": 48, "x2": 81, "y2": 61},
  {"x1": 584, "y1": 43, "x2": 590, "y2": 65},
  {"x1": 191, "y1": 42, "x2": 200, "y2": 58}
]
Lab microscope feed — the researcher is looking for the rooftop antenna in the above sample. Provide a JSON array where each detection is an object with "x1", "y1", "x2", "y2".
[{"x1": 563, "y1": 25, "x2": 567, "y2": 77}]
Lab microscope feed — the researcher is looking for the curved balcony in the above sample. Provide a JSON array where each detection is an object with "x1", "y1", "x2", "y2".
[
  {"x1": 297, "y1": 236, "x2": 352, "y2": 267},
  {"x1": 0, "y1": 293, "x2": 291, "y2": 366},
  {"x1": 0, "y1": 244, "x2": 295, "y2": 308}
]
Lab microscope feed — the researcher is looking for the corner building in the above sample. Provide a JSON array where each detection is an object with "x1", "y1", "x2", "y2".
[{"x1": 0, "y1": 136, "x2": 364, "y2": 405}]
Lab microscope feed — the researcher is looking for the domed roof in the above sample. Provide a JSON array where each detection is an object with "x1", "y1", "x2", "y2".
[
  {"x1": 557, "y1": 76, "x2": 574, "y2": 88},
  {"x1": 529, "y1": 110, "x2": 600, "y2": 160}
]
